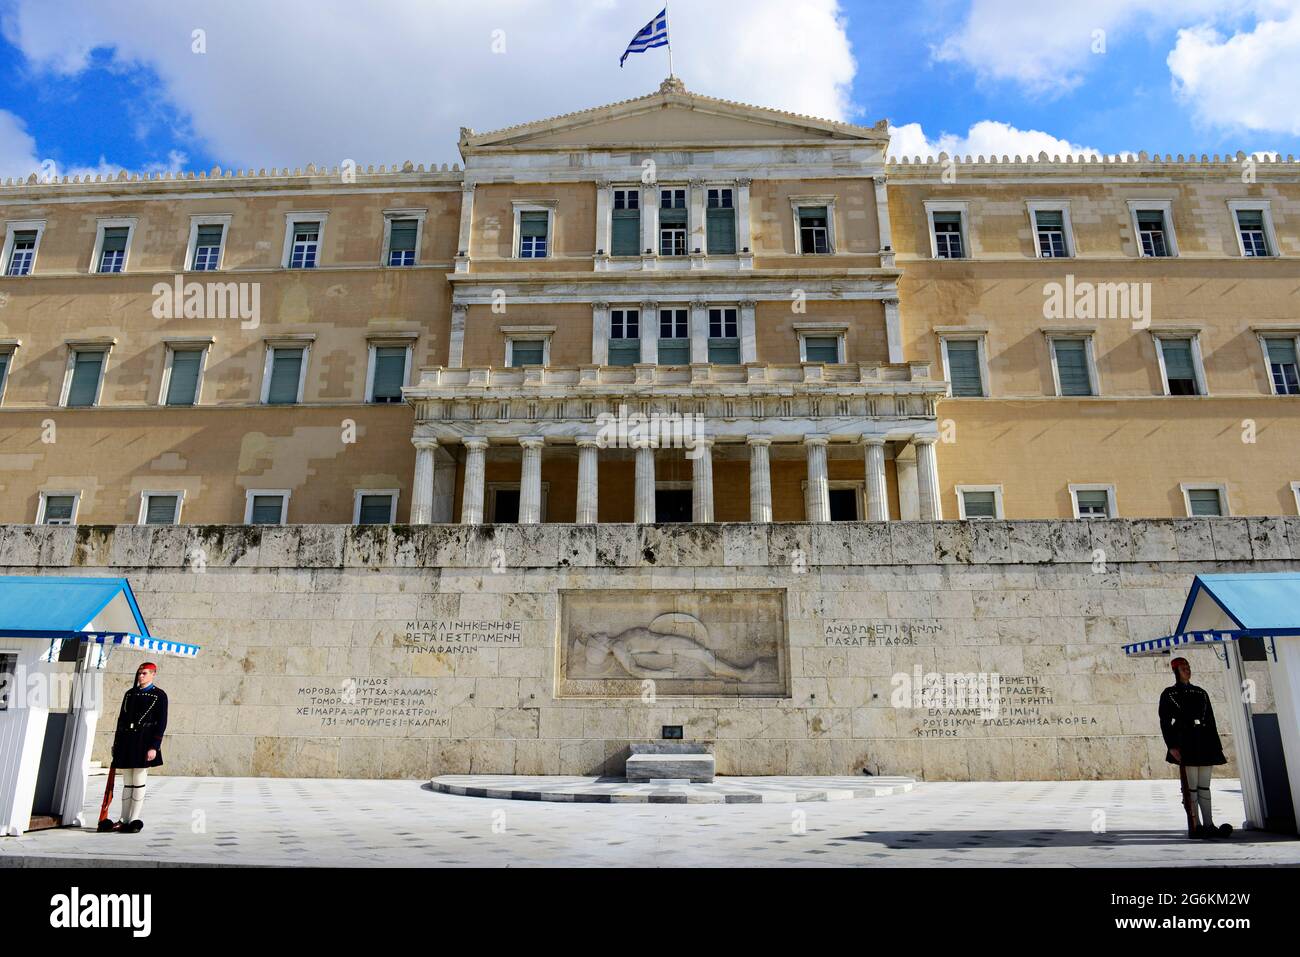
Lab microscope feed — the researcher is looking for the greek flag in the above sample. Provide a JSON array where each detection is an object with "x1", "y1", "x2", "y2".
[{"x1": 621, "y1": 8, "x2": 669, "y2": 67}]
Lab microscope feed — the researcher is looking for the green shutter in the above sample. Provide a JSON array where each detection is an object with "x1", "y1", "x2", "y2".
[
  {"x1": 657, "y1": 340, "x2": 690, "y2": 364},
  {"x1": 44, "y1": 495, "x2": 75, "y2": 523},
  {"x1": 659, "y1": 207, "x2": 687, "y2": 226},
  {"x1": 800, "y1": 206, "x2": 828, "y2": 223},
  {"x1": 946, "y1": 340, "x2": 983, "y2": 397},
  {"x1": 1034, "y1": 210, "x2": 1063, "y2": 228},
  {"x1": 101, "y1": 227, "x2": 129, "y2": 252},
  {"x1": 962, "y1": 491, "x2": 997, "y2": 519},
  {"x1": 931, "y1": 211, "x2": 961, "y2": 226},
  {"x1": 166, "y1": 349, "x2": 203, "y2": 405},
  {"x1": 389, "y1": 219, "x2": 418, "y2": 252},
  {"x1": 66, "y1": 351, "x2": 104, "y2": 407},
  {"x1": 1053, "y1": 339, "x2": 1092, "y2": 396},
  {"x1": 1236, "y1": 209, "x2": 1264, "y2": 229},
  {"x1": 250, "y1": 495, "x2": 284, "y2": 524},
  {"x1": 706, "y1": 207, "x2": 736, "y2": 254},
  {"x1": 357, "y1": 494, "x2": 393, "y2": 524},
  {"x1": 804, "y1": 336, "x2": 839, "y2": 363},
  {"x1": 1076, "y1": 490, "x2": 1109, "y2": 515},
  {"x1": 0, "y1": 353, "x2": 9, "y2": 392},
  {"x1": 1160, "y1": 340, "x2": 1195, "y2": 380},
  {"x1": 195, "y1": 224, "x2": 224, "y2": 246},
  {"x1": 371, "y1": 347, "x2": 406, "y2": 401},
  {"x1": 510, "y1": 340, "x2": 544, "y2": 367},
  {"x1": 266, "y1": 348, "x2": 304, "y2": 404},
  {"x1": 608, "y1": 341, "x2": 640, "y2": 366},
  {"x1": 1188, "y1": 488, "x2": 1223, "y2": 516},
  {"x1": 520, "y1": 211, "x2": 548, "y2": 237},
  {"x1": 707, "y1": 339, "x2": 740, "y2": 364},
  {"x1": 1266, "y1": 338, "x2": 1297, "y2": 366},
  {"x1": 611, "y1": 209, "x2": 640, "y2": 255},
  {"x1": 145, "y1": 495, "x2": 179, "y2": 524}
]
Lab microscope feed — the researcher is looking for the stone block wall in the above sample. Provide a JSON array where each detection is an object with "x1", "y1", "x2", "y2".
[{"x1": 2, "y1": 518, "x2": 1295, "y2": 781}]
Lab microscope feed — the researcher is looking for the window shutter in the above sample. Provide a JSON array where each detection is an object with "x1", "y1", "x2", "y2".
[
  {"x1": 1266, "y1": 337, "x2": 1297, "y2": 366},
  {"x1": 608, "y1": 340, "x2": 640, "y2": 366},
  {"x1": 706, "y1": 207, "x2": 736, "y2": 254},
  {"x1": 1034, "y1": 210, "x2": 1063, "y2": 228},
  {"x1": 44, "y1": 496, "x2": 75, "y2": 523},
  {"x1": 520, "y1": 211, "x2": 548, "y2": 237},
  {"x1": 267, "y1": 348, "x2": 304, "y2": 404},
  {"x1": 1160, "y1": 339, "x2": 1195, "y2": 380},
  {"x1": 1053, "y1": 340, "x2": 1092, "y2": 395},
  {"x1": 707, "y1": 340, "x2": 740, "y2": 364},
  {"x1": 1188, "y1": 489, "x2": 1223, "y2": 516},
  {"x1": 800, "y1": 207, "x2": 828, "y2": 224},
  {"x1": 389, "y1": 219, "x2": 418, "y2": 252},
  {"x1": 1237, "y1": 210, "x2": 1264, "y2": 229},
  {"x1": 67, "y1": 352, "x2": 104, "y2": 407},
  {"x1": 657, "y1": 340, "x2": 690, "y2": 364},
  {"x1": 946, "y1": 340, "x2": 983, "y2": 396},
  {"x1": 804, "y1": 336, "x2": 840, "y2": 363},
  {"x1": 145, "y1": 495, "x2": 179, "y2": 524},
  {"x1": 931, "y1": 211, "x2": 961, "y2": 226},
  {"x1": 101, "y1": 227, "x2": 129, "y2": 252},
  {"x1": 611, "y1": 209, "x2": 639, "y2": 255},
  {"x1": 358, "y1": 494, "x2": 394, "y2": 524},
  {"x1": 0, "y1": 353, "x2": 9, "y2": 388},
  {"x1": 195, "y1": 224, "x2": 224, "y2": 246},
  {"x1": 1076, "y1": 490, "x2": 1109, "y2": 515},
  {"x1": 510, "y1": 340, "x2": 544, "y2": 367},
  {"x1": 660, "y1": 207, "x2": 687, "y2": 226},
  {"x1": 962, "y1": 491, "x2": 997, "y2": 519},
  {"x1": 371, "y1": 347, "x2": 407, "y2": 400},
  {"x1": 251, "y1": 495, "x2": 284, "y2": 524},
  {"x1": 166, "y1": 349, "x2": 203, "y2": 405}
]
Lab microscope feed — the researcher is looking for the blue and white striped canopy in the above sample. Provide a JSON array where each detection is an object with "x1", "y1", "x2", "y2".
[
  {"x1": 84, "y1": 633, "x2": 201, "y2": 659},
  {"x1": 1123, "y1": 630, "x2": 1243, "y2": 658},
  {"x1": 1124, "y1": 573, "x2": 1300, "y2": 658}
]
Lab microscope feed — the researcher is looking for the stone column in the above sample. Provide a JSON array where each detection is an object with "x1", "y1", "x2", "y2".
[
  {"x1": 805, "y1": 433, "x2": 831, "y2": 523},
  {"x1": 454, "y1": 183, "x2": 474, "y2": 273},
  {"x1": 915, "y1": 435, "x2": 942, "y2": 520},
  {"x1": 518, "y1": 436, "x2": 544, "y2": 524},
  {"x1": 594, "y1": 180, "x2": 612, "y2": 268},
  {"x1": 448, "y1": 303, "x2": 468, "y2": 369},
  {"x1": 591, "y1": 300, "x2": 609, "y2": 365},
  {"x1": 873, "y1": 175, "x2": 893, "y2": 254},
  {"x1": 641, "y1": 182, "x2": 658, "y2": 266},
  {"x1": 747, "y1": 435, "x2": 772, "y2": 523},
  {"x1": 739, "y1": 299, "x2": 757, "y2": 364},
  {"x1": 736, "y1": 178, "x2": 753, "y2": 268},
  {"x1": 862, "y1": 436, "x2": 889, "y2": 521},
  {"x1": 640, "y1": 299, "x2": 658, "y2": 364},
  {"x1": 410, "y1": 437, "x2": 438, "y2": 524},
  {"x1": 461, "y1": 437, "x2": 488, "y2": 525},
  {"x1": 690, "y1": 436, "x2": 715, "y2": 522},
  {"x1": 575, "y1": 437, "x2": 600, "y2": 524},
  {"x1": 689, "y1": 299, "x2": 709, "y2": 364},
  {"x1": 884, "y1": 297, "x2": 903, "y2": 364},
  {"x1": 633, "y1": 440, "x2": 656, "y2": 524},
  {"x1": 689, "y1": 178, "x2": 706, "y2": 268}
]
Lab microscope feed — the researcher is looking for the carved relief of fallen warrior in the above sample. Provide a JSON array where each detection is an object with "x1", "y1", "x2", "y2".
[{"x1": 573, "y1": 613, "x2": 762, "y2": 681}]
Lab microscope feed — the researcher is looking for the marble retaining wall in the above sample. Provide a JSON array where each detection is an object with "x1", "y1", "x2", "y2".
[{"x1": 2, "y1": 518, "x2": 1296, "y2": 781}]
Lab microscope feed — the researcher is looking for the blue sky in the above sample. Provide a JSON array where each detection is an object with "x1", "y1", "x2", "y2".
[{"x1": 0, "y1": 0, "x2": 1297, "y2": 178}]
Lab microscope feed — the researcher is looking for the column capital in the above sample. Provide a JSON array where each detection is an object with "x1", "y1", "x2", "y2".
[
  {"x1": 595, "y1": 178, "x2": 612, "y2": 189},
  {"x1": 461, "y1": 181, "x2": 477, "y2": 193},
  {"x1": 412, "y1": 437, "x2": 440, "y2": 452},
  {"x1": 689, "y1": 298, "x2": 708, "y2": 310},
  {"x1": 688, "y1": 435, "x2": 715, "y2": 449},
  {"x1": 451, "y1": 302, "x2": 469, "y2": 316},
  {"x1": 913, "y1": 435, "x2": 938, "y2": 446},
  {"x1": 804, "y1": 433, "x2": 831, "y2": 447},
  {"x1": 640, "y1": 299, "x2": 657, "y2": 312},
  {"x1": 882, "y1": 297, "x2": 900, "y2": 307},
  {"x1": 746, "y1": 434, "x2": 773, "y2": 447},
  {"x1": 736, "y1": 177, "x2": 752, "y2": 187},
  {"x1": 860, "y1": 435, "x2": 887, "y2": 447},
  {"x1": 629, "y1": 436, "x2": 655, "y2": 450},
  {"x1": 591, "y1": 300, "x2": 610, "y2": 311},
  {"x1": 738, "y1": 299, "x2": 757, "y2": 310},
  {"x1": 688, "y1": 178, "x2": 706, "y2": 189},
  {"x1": 518, "y1": 435, "x2": 546, "y2": 450},
  {"x1": 463, "y1": 436, "x2": 489, "y2": 451},
  {"x1": 576, "y1": 435, "x2": 602, "y2": 449}
]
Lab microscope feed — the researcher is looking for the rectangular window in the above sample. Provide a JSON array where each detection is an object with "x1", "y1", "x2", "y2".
[
  {"x1": 828, "y1": 487, "x2": 860, "y2": 522},
  {"x1": 1265, "y1": 337, "x2": 1300, "y2": 395},
  {"x1": 0, "y1": 351, "x2": 11, "y2": 402},
  {"x1": 165, "y1": 349, "x2": 204, "y2": 406},
  {"x1": 0, "y1": 652, "x2": 16, "y2": 711},
  {"x1": 289, "y1": 221, "x2": 320, "y2": 268},
  {"x1": 266, "y1": 347, "x2": 305, "y2": 404},
  {"x1": 944, "y1": 339, "x2": 984, "y2": 397},
  {"x1": 6, "y1": 229, "x2": 37, "y2": 276},
  {"x1": 40, "y1": 493, "x2": 77, "y2": 525},
  {"x1": 387, "y1": 218, "x2": 418, "y2": 266},
  {"x1": 508, "y1": 339, "x2": 544, "y2": 367},
  {"x1": 1034, "y1": 210, "x2": 1068, "y2": 258},
  {"x1": 492, "y1": 488, "x2": 521, "y2": 524},
  {"x1": 611, "y1": 189, "x2": 640, "y2": 256},
  {"x1": 798, "y1": 206, "x2": 830, "y2": 254},
  {"x1": 142, "y1": 494, "x2": 181, "y2": 525},
  {"x1": 1236, "y1": 209, "x2": 1270, "y2": 257},
  {"x1": 248, "y1": 493, "x2": 288, "y2": 525},
  {"x1": 1052, "y1": 338, "x2": 1094, "y2": 396},
  {"x1": 98, "y1": 226, "x2": 130, "y2": 272},
  {"x1": 803, "y1": 335, "x2": 840, "y2": 363},
  {"x1": 659, "y1": 189, "x2": 687, "y2": 256},
  {"x1": 961, "y1": 490, "x2": 998, "y2": 519},
  {"x1": 707, "y1": 307, "x2": 739, "y2": 364},
  {"x1": 65, "y1": 350, "x2": 105, "y2": 407},
  {"x1": 1186, "y1": 488, "x2": 1224, "y2": 517},
  {"x1": 706, "y1": 188, "x2": 736, "y2": 254},
  {"x1": 356, "y1": 492, "x2": 396, "y2": 525},
  {"x1": 1074, "y1": 489, "x2": 1112, "y2": 519},
  {"x1": 369, "y1": 346, "x2": 408, "y2": 402},
  {"x1": 191, "y1": 224, "x2": 225, "y2": 271},
  {"x1": 1159, "y1": 338, "x2": 1200, "y2": 395},
  {"x1": 519, "y1": 211, "x2": 549, "y2": 258},
  {"x1": 658, "y1": 308, "x2": 690, "y2": 364},
  {"x1": 1136, "y1": 210, "x2": 1170, "y2": 257},
  {"x1": 608, "y1": 309, "x2": 640, "y2": 366},
  {"x1": 932, "y1": 211, "x2": 964, "y2": 258}
]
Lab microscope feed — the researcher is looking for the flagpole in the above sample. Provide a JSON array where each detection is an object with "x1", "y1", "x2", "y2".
[{"x1": 665, "y1": 2, "x2": 674, "y2": 77}]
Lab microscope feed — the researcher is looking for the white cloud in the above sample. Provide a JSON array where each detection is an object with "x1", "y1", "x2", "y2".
[
  {"x1": 887, "y1": 120, "x2": 1102, "y2": 160},
  {"x1": 0, "y1": 0, "x2": 857, "y2": 169},
  {"x1": 0, "y1": 109, "x2": 41, "y2": 178},
  {"x1": 1168, "y1": 13, "x2": 1300, "y2": 135},
  {"x1": 932, "y1": 0, "x2": 1278, "y2": 97}
]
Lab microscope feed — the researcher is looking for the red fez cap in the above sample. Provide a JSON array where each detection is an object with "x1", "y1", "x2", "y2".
[
  {"x1": 1170, "y1": 657, "x2": 1189, "y2": 671},
  {"x1": 137, "y1": 662, "x2": 157, "y2": 673}
]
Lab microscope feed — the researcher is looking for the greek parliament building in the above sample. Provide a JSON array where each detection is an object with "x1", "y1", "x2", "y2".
[{"x1": 1, "y1": 78, "x2": 1299, "y2": 783}]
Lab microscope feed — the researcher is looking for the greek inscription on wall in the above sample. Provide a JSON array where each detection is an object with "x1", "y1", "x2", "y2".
[
  {"x1": 822, "y1": 619, "x2": 943, "y2": 647},
  {"x1": 399, "y1": 620, "x2": 522, "y2": 654},
  {"x1": 293, "y1": 678, "x2": 447, "y2": 732}
]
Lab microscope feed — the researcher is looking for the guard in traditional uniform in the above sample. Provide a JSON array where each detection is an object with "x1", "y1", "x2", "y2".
[
  {"x1": 101, "y1": 662, "x2": 168, "y2": 833},
  {"x1": 1158, "y1": 657, "x2": 1231, "y2": 839}
]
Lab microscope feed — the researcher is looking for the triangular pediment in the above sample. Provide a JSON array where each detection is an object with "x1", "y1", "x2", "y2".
[{"x1": 460, "y1": 82, "x2": 885, "y2": 155}]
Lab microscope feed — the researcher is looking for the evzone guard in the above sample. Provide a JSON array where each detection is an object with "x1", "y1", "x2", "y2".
[
  {"x1": 1158, "y1": 656, "x2": 1232, "y2": 840},
  {"x1": 97, "y1": 661, "x2": 169, "y2": 833}
]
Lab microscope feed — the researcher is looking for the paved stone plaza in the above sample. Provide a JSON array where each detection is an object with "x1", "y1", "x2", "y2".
[{"x1": 0, "y1": 775, "x2": 1296, "y2": 867}]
